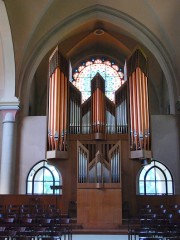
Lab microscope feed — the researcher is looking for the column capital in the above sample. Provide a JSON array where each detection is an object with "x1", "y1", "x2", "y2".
[
  {"x1": 0, "y1": 100, "x2": 20, "y2": 110},
  {"x1": 0, "y1": 102, "x2": 20, "y2": 122}
]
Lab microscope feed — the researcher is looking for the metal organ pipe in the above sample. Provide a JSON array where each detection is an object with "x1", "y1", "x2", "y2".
[
  {"x1": 142, "y1": 73, "x2": 150, "y2": 150},
  {"x1": 129, "y1": 76, "x2": 134, "y2": 149},
  {"x1": 73, "y1": 99, "x2": 75, "y2": 133},
  {"x1": 56, "y1": 69, "x2": 60, "y2": 147},
  {"x1": 115, "y1": 84, "x2": 128, "y2": 135},
  {"x1": 48, "y1": 75, "x2": 53, "y2": 150},
  {"x1": 48, "y1": 49, "x2": 68, "y2": 152},
  {"x1": 59, "y1": 71, "x2": 64, "y2": 151},
  {"x1": 50, "y1": 73, "x2": 55, "y2": 150},
  {"x1": 123, "y1": 90, "x2": 127, "y2": 133},
  {"x1": 96, "y1": 88, "x2": 99, "y2": 132},
  {"x1": 64, "y1": 75, "x2": 68, "y2": 145},
  {"x1": 135, "y1": 68, "x2": 142, "y2": 149},
  {"x1": 54, "y1": 69, "x2": 58, "y2": 150},
  {"x1": 132, "y1": 71, "x2": 139, "y2": 150},
  {"x1": 74, "y1": 99, "x2": 76, "y2": 134},
  {"x1": 92, "y1": 91, "x2": 95, "y2": 133},
  {"x1": 69, "y1": 82, "x2": 81, "y2": 134},
  {"x1": 127, "y1": 48, "x2": 150, "y2": 152},
  {"x1": 81, "y1": 149, "x2": 83, "y2": 182},
  {"x1": 91, "y1": 73, "x2": 105, "y2": 134},
  {"x1": 75, "y1": 100, "x2": 77, "y2": 134}
]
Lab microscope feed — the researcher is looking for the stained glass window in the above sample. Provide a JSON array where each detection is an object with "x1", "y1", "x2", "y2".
[
  {"x1": 138, "y1": 160, "x2": 173, "y2": 195},
  {"x1": 72, "y1": 58, "x2": 125, "y2": 103}
]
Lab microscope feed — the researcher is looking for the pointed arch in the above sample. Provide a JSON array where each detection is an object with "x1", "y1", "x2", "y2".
[
  {"x1": 19, "y1": 4, "x2": 177, "y2": 115},
  {"x1": 138, "y1": 160, "x2": 174, "y2": 195},
  {"x1": 26, "y1": 160, "x2": 62, "y2": 195},
  {"x1": 0, "y1": 1, "x2": 19, "y2": 105}
]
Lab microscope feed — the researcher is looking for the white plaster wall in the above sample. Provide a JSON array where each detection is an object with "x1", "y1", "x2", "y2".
[
  {"x1": 0, "y1": 112, "x2": 2, "y2": 167},
  {"x1": 17, "y1": 116, "x2": 47, "y2": 193},
  {"x1": 151, "y1": 115, "x2": 180, "y2": 193}
]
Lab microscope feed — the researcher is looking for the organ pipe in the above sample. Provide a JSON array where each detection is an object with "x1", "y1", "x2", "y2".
[
  {"x1": 77, "y1": 142, "x2": 89, "y2": 183},
  {"x1": 82, "y1": 98, "x2": 91, "y2": 134},
  {"x1": 106, "y1": 97, "x2": 115, "y2": 134},
  {"x1": 91, "y1": 73, "x2": 105, "y2": 135},
  {"x1": 127, "y1": 48, "x2": 150, "y2": 152},
  {"x1": 69, "y1": 82, "x2": 81, "y2": 134},
  {"x1": 108, "y1": 141, "x2": 121, "y2": 183},
  {"x1": 115, "y1": 83, "x2": 128, "y2": 134},
  {"x1": 78, "y1": 141, "x2": 121, "y2": 184},
  {"x1": 48, "y1": 47, "x2": 69, "y2": 151}
]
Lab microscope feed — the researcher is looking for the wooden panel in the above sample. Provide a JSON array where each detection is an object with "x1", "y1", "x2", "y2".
[
  {"x1": 0, "y1": 195, "x2": 63, "y2": 209},
  {"x1": 136, "y1": 195, "x2": 180, "y2": 211},
  {"x1": 77, "y1": 188, "x2": 122, "y2": 228}
]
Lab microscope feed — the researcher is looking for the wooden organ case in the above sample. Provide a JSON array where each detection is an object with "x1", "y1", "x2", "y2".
[
  {"x1": 76, "y1": 73, "x2": 125, "y2": 228},
  {"x1": 47, "y1": 47, "x2": 151, "y2": 229}
]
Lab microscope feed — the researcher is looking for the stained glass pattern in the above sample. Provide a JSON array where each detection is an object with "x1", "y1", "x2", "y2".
[{"x1": 72, "y1": 59, "x2": 125, "y2": 102}]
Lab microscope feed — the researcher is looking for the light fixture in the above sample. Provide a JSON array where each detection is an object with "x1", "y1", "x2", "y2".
[{"x1": 93, "y1": 28, "x2": 105, "y2": 36}]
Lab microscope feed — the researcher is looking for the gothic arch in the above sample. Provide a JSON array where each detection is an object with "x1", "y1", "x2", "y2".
[
  {"x1": 19, "y1": 4, "x2": 177, "y2": 115},
  {"x1": 0, "y1": 1, "x2": 19, "y2": 106}
]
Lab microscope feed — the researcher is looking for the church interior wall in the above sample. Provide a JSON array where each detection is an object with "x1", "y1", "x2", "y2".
[
  {"x1": 17, "y1": 116, "x2": 47, "y2": 194},
  {"x1": 151, "y1": 115, "x2": 180, "y2": 193}
]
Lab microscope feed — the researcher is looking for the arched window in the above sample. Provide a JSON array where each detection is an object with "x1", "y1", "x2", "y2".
[
  {"x1": 138, "y1": 160, "x2": 174, "y2": 195},
  {"x1": 72, "y1": 58, "x2": 125, "y2": 103},
  {"x1": 26, "y1": 160, "x2": 62, "y2": 195}
]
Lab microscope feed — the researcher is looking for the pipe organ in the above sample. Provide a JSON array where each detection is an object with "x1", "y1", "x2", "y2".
[
  {"x1": 46, "y1": 47, "x2": 152, "y2": 229},
  {"x1": 77, "y1": 140, "x2": 122, "y2": 228},
  {"x1": 48, "y1": 47, "x2": 69, "y2": 153},
  {"x1": 127, "y1": 48, "x2": 152, "y2": 159},
  {"x1": 68, "y1": 72, "x2": 128, "y2": 136},
  {"x1": 77, "y1": 141, "x2": 121, "y2": 184},
  {"x1": 47, "y1": 47, "x2": 151, "y2": 162}
]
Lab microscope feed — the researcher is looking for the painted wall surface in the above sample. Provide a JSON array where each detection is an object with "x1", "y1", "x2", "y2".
[
  {"x1": 151, "y1": 115, "x2": 180, "y2": 193},
  {"x1": 0, "y1": 112, "x2": 2, "y2": 164},
  {"x1": 17, "y1": 116, "x2": 47, "y2": 193}
]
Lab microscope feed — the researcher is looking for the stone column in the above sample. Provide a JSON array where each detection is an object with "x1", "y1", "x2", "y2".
[{"x1": 0, "y1": 106, "x2": 19, "y2": 194}]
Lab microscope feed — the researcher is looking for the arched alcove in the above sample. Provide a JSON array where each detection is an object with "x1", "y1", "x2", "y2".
[{"x1": 18, "y1": 5, "x2": 176, "y2": 116}]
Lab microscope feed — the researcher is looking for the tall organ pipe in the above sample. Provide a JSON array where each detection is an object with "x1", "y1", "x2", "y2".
[
  {"x1": 48, "y1": 47, "x2": 68, "y2": 151},
  {"x1": 115, "y1": 83, "x2": 128, "y2": 134},
  {"x1": 127, "y1": 48, "x2": 150, "y2": 151},
  {"x1": 91, "y1": 73, "x2": 105, "y2": 134}
]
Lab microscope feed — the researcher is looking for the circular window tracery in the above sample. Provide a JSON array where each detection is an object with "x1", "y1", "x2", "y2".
[{"x1": 72, "y1": 58, "x2": 125, "y2": 103}]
